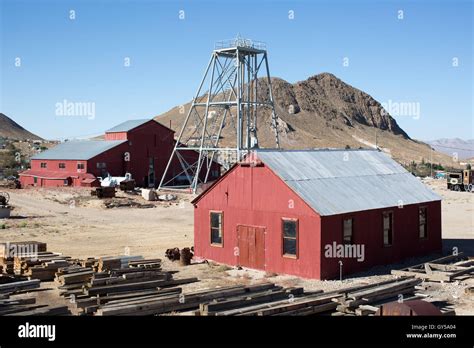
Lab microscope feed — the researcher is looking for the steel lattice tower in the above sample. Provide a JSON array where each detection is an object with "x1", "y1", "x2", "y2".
[{"x1": 159, "y1": 37, "x2": 280, "y2": 193}]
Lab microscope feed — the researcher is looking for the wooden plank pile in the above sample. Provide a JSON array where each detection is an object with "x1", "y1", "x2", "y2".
[
  {"x1": 57, "y1": 256, "x2": 199, "y2": 315},
  {"x1": 0, "y1": 241, "x2": 73, "y2": 281},
  {"x1": 331, "y1": 277, "x2": 423, "y2": 316},
  {"x1": 391, "y1": 253, "x2": 474, "y2": 282},
  {"x1": 0, "y1": 241, "x2": 48, "y2": 275},
  {"x1": 198, "y1": 287, "x2": 338, "y2": 316},
  {"x1": 14, "y1": 252, "x2": 72, "y2": 281},
  {"x1": 95, "y1": 283, "x2": 313, "y2": 316},
  {"x1": 195, "y1": 277, "x2": 449, "y2": 317},
  {"x1": 56, "y1": 258, "x2": 449, "y2": 317},
  {"x1": 0, "y1": 257, "x2": 14, "y2": 274},
  {"x1": 97, "y1": 255, "x2": 145, "y2": 272},
  {"x1": 0, "y1": 275, "x2": 69, "y2": 315}
]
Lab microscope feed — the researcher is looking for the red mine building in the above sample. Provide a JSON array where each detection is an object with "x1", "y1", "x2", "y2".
[
  {"x1": 20, "y1": 119, "x2": 220, "y2": 188},
  {"x1": 192, "y1": 149, "x2": 442, "y2": 279}
]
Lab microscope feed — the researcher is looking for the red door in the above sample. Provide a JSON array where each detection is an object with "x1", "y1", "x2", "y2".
[{"x1": 237, "y1": 225, "x2": 265, "y2": 270}]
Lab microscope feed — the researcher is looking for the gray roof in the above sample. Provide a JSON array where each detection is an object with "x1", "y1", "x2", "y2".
[
  {"x1": 32, "y1": 140, "x2": 126, "y2": 160},
  {"x1": 106, "y1": 119, "x2": 151, "y2": 133},
  {"x1": 256, "y1": 149, "x2": 441, "y2": 216}
]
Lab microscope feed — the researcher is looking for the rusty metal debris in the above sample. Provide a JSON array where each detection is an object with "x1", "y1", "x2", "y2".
[
  {"x1": 0, "y1": 192, "x2": 10, "y2": 206},
  {"x1": 179, "y1": 247, "x2": 194, "y2": 266},
  {"x1": 375, "y1": 299, "x2": 442, "y2": 316},
  {"x1": 165, "y1": 248, "x2": 180, "y2": 261}
]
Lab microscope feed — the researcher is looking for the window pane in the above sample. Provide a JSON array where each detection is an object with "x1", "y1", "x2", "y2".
[
  {"x1": 210, "y1": 212, "x2": 222, "y2": 245},
  {"x1": 283, "y1": 220, "x2": 296, "y2": 238},
  {"x1": 210, "y1": 213, "x2": 221, "y2": 229},
  {"x1": 419, "y1": 224, "x2": 425, "y2": 238},
  {"x1": 383, "y1": 213, "x2": 393, "y2": 245},
  {"x1": 211, "y1": 229, "x2": 222, "y2": 244},
  {"x1": 383, "y1": 214, "x2": 390, "y2": 229},
  {"x1": 419, "y1": 208, "x2": 426, "y2": 223},
  {"x1": 343, "y1": 218, "x2": 353, "y2": 243},
  {"x1": 283, "y1": 238, "x2": 297, "y2": 255}
]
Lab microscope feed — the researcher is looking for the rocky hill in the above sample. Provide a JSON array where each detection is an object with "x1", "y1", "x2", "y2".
[
  {"x1": 155, "y1": 73, "x2": 457, "y2": 167},
  {"x1": 0, "y1": 113, "x2": 42, "y2": 140}
]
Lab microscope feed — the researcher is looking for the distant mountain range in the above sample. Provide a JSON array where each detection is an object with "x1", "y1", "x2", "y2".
[
  {"x1": 0, "y1": 113, "x2": 42, "y2": 140},
  {"x1": 427, "y1": 138, "x2": 474, "y2": 160}
]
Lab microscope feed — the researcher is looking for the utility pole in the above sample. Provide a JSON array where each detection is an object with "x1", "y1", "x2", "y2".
[
  {"x1": 375, "y1": 128, "x2": 378, "y2": 149},
  {"x1": 430, "y1": 146, "x2": 433, "y2": 178}
]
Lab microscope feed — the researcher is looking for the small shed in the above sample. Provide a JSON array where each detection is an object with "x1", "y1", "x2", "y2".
[{"x1": 192, "y1": 149, "x2": 442, "y2": 279}]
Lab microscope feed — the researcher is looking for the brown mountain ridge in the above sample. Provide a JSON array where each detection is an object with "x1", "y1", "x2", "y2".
[
  {"x1": 155, "y1": 72, "x2": 455, "y2": 167},
  {"x1": 0, "y1": 113, "x2": 42, "y2": 140}
]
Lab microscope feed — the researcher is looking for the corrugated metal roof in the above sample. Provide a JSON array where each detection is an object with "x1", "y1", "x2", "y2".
[
  {"x1": 256, "y1": 149, "x2": 441, "y2": 216},
  {"x1": 106, "y1": 119, "x2": 151, "y2": 133},
  {"x1": 31, "y1": 140, "x2": 126, "y2": 160}
]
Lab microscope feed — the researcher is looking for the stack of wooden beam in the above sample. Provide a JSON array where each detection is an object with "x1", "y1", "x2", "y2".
[
  {"x1": 0, "y1": 257, "x2": 14, "y2": 274},
  {"x1": 87, "y1": 282, "x2": 348, "y2": 316},
  {"x1": 0, "y1": 276, "x2": 69, "y2": 315},
  {"x1": 331, "y1": 277, "x2": 423, "y2": 316},
  {"x1": 95, "y1": 283, "x2": 306, "y2": 316},
  {"x1": 56, "y1": 256, "x2": 199, "y2": 315},
  {"x1": 58, "y1": 260, "x2": 440, "y2": 316},
  {"x1": 0, "y1": 241, "x2": 47, "y2": 275},
  {"x1": 199, "y1": 287, "x2": 338, "y2": 316},
  {"x1": 0, "y1": 278, "x2": 40, "y2": 294},
  {"x1": 0, "y1": 241, "x2": 47, "y2": 256},
  {"x1": 55, "y1": 265, "x2": 94, "y2": 286},
  {"x1": 97, "y1": 255, "x2": 144, "y2": 272},
  {"x1": 14, "y1": 252, "x2": 72, "y2": 281},
  {"x1": 391, "y1": 253, "x2": 474, "y2": 282}
]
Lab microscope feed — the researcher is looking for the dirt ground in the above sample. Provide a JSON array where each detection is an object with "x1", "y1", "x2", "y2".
[{"x1": 0, "y1": 178, "x2": 473, "y2": 314}]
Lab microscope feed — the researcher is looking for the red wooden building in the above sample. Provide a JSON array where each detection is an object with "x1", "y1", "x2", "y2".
[
  {"x1": 192, "y1": 149, "x2": 442, "y2": 279},
  {"x1": 20, "y1": 119, "x2": 220, "y2": 188}
]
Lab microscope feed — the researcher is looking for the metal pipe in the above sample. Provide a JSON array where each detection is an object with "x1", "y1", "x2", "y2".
[{"x1": 191, "y1": 54, "x2": 218, "y2": 193}]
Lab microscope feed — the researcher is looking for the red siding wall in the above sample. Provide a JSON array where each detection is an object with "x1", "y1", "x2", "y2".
[
  {"x1": 104, "y1": 132, "x2": 128, "y2": 141},
  {"x1": 20, "y1": 176, "x2": 70, "y2": 188},
  {"x1": 123, "y1": 121, "x2": 175, "y2": 187},
  {"x1": 319, "y1": 201, "x2": 442, "y2": 279},
  {"x1": 102, "y1": 121, "x2": 219, "y2": 187},
  {"x1": 194, "y1": 164, "x2": 323, "y2": 279},
  {"x1": 30, "y1": 159, "x2": 87, "y2": 173},
  {"x1": 87, "y1": 142, "x2": 131, "y2": 179},
  {"x1": 20, "y1": 159, "x2": 88, "y2": 187}
]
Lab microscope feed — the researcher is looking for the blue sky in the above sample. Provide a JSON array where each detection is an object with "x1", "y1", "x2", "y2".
[{"x1": 1, "y1": 0, "x2": 472, "y2": 140}]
